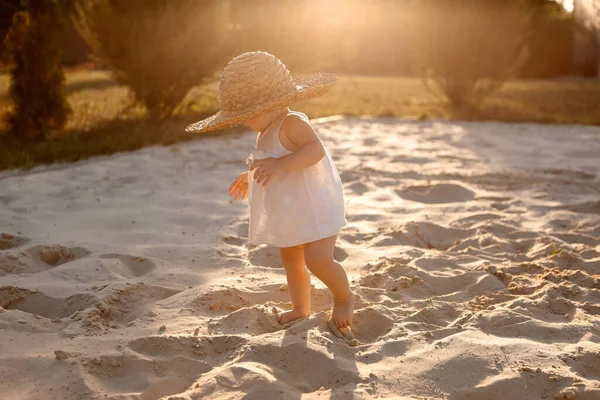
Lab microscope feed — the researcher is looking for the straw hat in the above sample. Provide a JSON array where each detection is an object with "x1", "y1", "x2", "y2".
[{"x1": 185, "y1": 52, "x2": 337, "y2": 133}]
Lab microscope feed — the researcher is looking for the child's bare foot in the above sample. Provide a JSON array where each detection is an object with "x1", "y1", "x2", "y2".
[
  {"x1": 327, "y1": 319, "x2": 359, "y2": 346},
  {"x1": 275, "y1": 308, "x2": 309, "y2": 325},
  {"x1": 332, "y1": 291, "x2": 355, "y2": 329}
]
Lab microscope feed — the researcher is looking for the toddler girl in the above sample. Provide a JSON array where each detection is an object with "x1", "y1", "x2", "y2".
[{"x1": 186, "y1": 52, "x2": 354, "y2": 340}]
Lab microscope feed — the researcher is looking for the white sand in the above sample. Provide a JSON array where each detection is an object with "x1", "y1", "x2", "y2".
[{"x1": 1, "y1": 117, "x2": 599, "y2": 400}]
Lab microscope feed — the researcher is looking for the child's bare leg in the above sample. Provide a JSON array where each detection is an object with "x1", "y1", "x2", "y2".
[
  {"x1": 304, "y1": 235, "x2": 354, "y2": 329},
  {"x1": 277, "y1": 244, "x2": 311, "y2": 324}
]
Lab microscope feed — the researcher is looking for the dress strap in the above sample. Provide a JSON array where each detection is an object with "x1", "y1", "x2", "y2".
[
  {"x1": 270, "y1": 111, "x2": 311, "y2": 152},
  {"x1": 273, "y1": 111, "x2": 309, "y2": 136},
  {"x1": 256, "y1": 111, "x2": 310, "y2": 153}
]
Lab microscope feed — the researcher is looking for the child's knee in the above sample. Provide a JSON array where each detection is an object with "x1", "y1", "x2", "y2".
[
  {"x1": 305, "y1": 257, "x2": 334, "y2": 273},
  {"x1": 280, "y1": 246, "x2": 304, "y2": 266}
]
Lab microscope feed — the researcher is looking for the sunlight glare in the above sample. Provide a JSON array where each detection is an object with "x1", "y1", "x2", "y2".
[{"x1": 562, "y1": 0, "x2": 574, "y2": 12}]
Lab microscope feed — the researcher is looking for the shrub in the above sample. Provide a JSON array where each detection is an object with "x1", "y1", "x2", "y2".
[
  {"x1": 3, "y1": 0, "x2": 71, "y2": 139},
  {"x1": 521, "y1": 1, "x2": 578, "y2": 78},
  {"x1": 408, "y1": 0, "x2": 532, "y2": 114},
  {"x1": 75, "y1": 0, "x2": 231, "y2": 120}
]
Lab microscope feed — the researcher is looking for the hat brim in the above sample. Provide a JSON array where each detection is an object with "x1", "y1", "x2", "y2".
[{"x1": 185, "y1": 72, "x2": 337, "y2": 133}]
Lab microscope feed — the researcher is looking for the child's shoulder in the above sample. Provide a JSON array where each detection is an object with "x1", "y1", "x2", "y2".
[
  {"x1": 280, "y1": 112, "x2": 314, "y2": 134},
  {"x1": 279, "y1": 112, "x2": 319, "y2": 149}
]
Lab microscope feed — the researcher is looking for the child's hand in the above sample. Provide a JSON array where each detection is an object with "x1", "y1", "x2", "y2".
[
  {"x1": 229, "y1": 172, "x2": 249, "y2": 201},
  {"x1": 250, "y1": 157, "x2": 286, "y2": 186}
]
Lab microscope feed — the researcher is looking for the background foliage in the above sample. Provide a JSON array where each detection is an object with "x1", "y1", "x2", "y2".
[
  {"x1": 3, "y1": 0, "x2": 70, "y2": 139},
  {"x1": 75, "y1": 0, "x2": 232, "y2": 120}
]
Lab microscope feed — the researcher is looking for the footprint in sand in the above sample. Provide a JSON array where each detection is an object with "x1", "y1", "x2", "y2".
[
  {"x1": 540, "y1": 168, "x2": 596, "y2": 180},
  {"x1": 538, "y1": 201, "x2": 600, "y2": 216},
  {"x1": 0, "y1": 286, "x2": 98, "y2": 319},
  {"x1": 559, "y1": 348, "x2": 600, "y2": 380},
  {"x1": 98, "y1": 253, "x2": 157, "y2": 278},
  {"x1": 0, "y1": 194, "x2": 17, "y2": 205},
  {"x1": 60, "y1": 283, "x2": 183, "y2": 333},
  {"x1": 105, "y1": 283, "x2": 181, "y2": 323},
  {"x1": 232, "y1": 342, "x2": 358, "y2": 393},
  {"x1": 0, "y1": 232, "x2": 29, "y2": 250},
  {"x1": 478, "y1": 196, "x2": 513, "y2": 203},
  {"x1": 180, "y1": 354, "x2": 356, "y2": 399},
  {"x1": 360, "y1": 258, "x2": 505, "y2": 304},
  {"x1": 222, "y1": 235, "x2": 245, "y2": 246},
  {"x1": 209, "y1": 305, "x2": 282, "y2": 335},
  {"x1": 381, "y1": 338, "x2": 410, "y2": 358},
  {"x1": 413, "y1": 258, "x2": 464, "y2": 277},
  {"x1": 346, "y1": 181, "x2": 369, "y2": 196},
  {"x1": 35, "y1": 244, "x2": 90, "y2": 266},
  {"x1": 81, "y1": 352, "x2": 211, "y2": 400},
  {"x1": 391, "y1": 154, "x2": 432, "y2": 165},
  {"x1": 0, "y1": 244, "x2": 91, "y2": 276},
  {"x1": 357, "y1": 272, "x2": 420, "y2": 293},
  {"x1": 235, "y1": 221, "x2": 249, "y2": 237},
  {"x1": 467, "y1": 308, "x2": 590, "y2": 343},
  {"x1": 351, "y1": 306, "x2": 395, "y2": 343},
  {"x1": 476, "y1": 195, "x2": 514, "y2": 211},
  {"x1": 546, "y1": 218, "x2": 576, "y2": 231},
  {"x1": 407, "y1": 301, "x2": 463, "y2": 329},
  {"x1": 363, "y1": 137, "x2": 379, "y2": 146},
  {"x1": 191, "y1": 286, "x2": 289, "y2": 316},
  {"x1": 340, "y1": 231, "x2": 377, "y2": 245},
  {"x1": 339, "y1": 170, "x2": 361, "y2": 184},
  {"x1": 422, "y1": 270, "x2": 507, "y2": 300},
  {"x1": 552, "y1": 232, "x2": 600, "y2": 247},
  {"x1": 491, "y1": 202, "x2": 511, "y2": 211},
  {"x1": 358, "y1": 258, "x2": 420, "y2": 291},
  {"x1": 396, "y1": 183, "x2": 475, "y2": 204},
  {"x1": 541, "y1": 267, "x2": 599, "y2": 290},
  {"x1": 334, "y1": 246, "x2": 349, "y2": 262},
  {"x1": 376, "y1": 222, "x2": 473, "y2": 251},
  {"x1": 348, "y1": 213, "x2": 382, "y2": 223},
  {"x1": 450, "y1": 213, "x2": 503, "y2": 229},
  {"x1": 128, "y1": 334, "x2": 247, "y2": 361},
  {"x1": 247, "y1": 246, "x2": 282, "y2": 268}
]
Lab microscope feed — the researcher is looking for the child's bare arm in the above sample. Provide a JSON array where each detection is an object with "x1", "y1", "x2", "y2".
[
  {"x1": 278, "y1": 116, "x2": 325, "y2": 171},
  {"x1": 250, "y1": 117, "x2": 325, "y2": 186}
]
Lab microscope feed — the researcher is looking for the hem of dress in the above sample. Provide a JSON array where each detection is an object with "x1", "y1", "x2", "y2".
[{"x1": 248, "y1": 220, "x2": 347, "y2": 248}]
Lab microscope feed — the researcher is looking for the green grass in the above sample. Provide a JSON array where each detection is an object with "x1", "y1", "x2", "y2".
[
  {"x1": 1, "y1": 70, "x2": 600, "y2": 171},
  {"x1": 551, "y1": 243, "x2": 563, "y2": 256}
]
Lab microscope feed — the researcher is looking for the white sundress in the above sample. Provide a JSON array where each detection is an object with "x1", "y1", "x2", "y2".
[{"x1": 248, "y1": 111, "x2": 346, "y2": 248}]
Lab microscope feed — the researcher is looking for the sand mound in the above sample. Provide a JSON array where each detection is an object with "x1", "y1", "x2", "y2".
[{"x1": 1, "y1": 117, "x2": 599, "y2": 399}]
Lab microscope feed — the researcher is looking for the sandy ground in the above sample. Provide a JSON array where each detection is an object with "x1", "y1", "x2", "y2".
[{"x1": 1, "y1": 117, "x2": 599, "y2": 400}]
